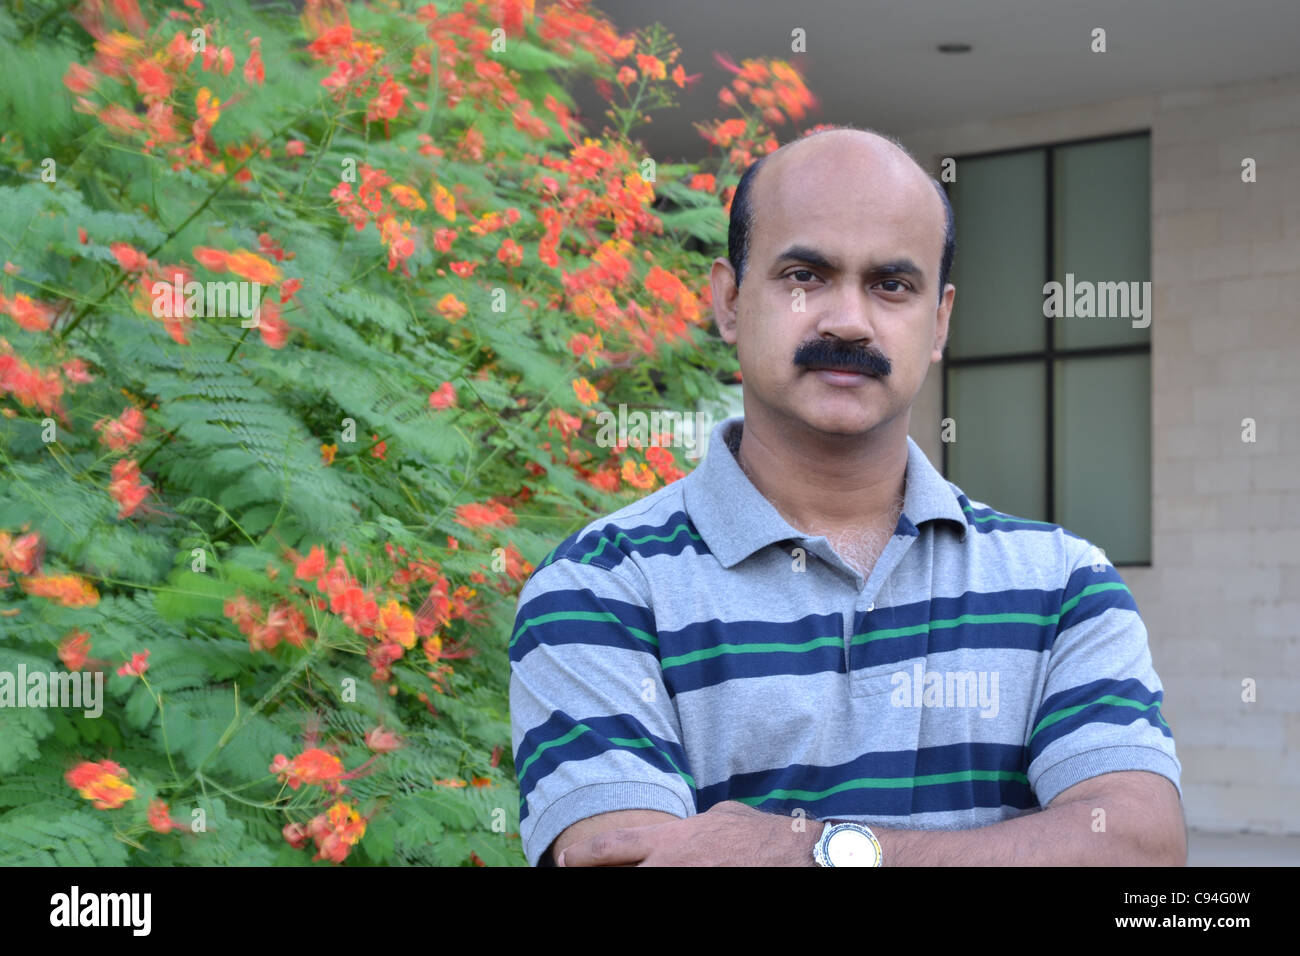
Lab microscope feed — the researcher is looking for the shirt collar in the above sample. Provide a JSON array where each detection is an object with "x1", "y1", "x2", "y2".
[{"x1": 682, "y1": 415, "x2": 968, "y2": 569}]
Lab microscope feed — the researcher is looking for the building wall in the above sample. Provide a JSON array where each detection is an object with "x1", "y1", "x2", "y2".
[{"x1": 901, "y1": 71, "x2": 1300, "y2": 834}]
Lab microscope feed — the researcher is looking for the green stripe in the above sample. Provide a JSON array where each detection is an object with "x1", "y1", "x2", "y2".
[
  {"x1": 509, "y1": 610, "x2": 658, "y2": 650},
  {"x1": 851, "y1": 582, "x2": 1132, "y2": 646},
  {"x1": 736, "y1": 769, "x2": 1029, "y2": 807},
  {"x1": 1059, "y1": 581, "x2": 1130, "y2": 615},
  {"x1": 661, "y1": 636, "x2": 842, "y2": 670},
  {"x1": 579, "y1": 523, "x2": 701, "y2": 564},
  {"x1": 962, "y1": 505, "x2": 1056, "y2": 527},
  {"x1": 1029, "y1": 693, "x2": 1169, "y2": 742},
  {"x1": 518, "y1": 723, "x2": 696, "y2": 790}
]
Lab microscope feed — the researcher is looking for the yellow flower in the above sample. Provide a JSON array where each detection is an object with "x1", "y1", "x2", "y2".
[{"x1": 573, "y1": 377, "x2": 598, "y2": 405}]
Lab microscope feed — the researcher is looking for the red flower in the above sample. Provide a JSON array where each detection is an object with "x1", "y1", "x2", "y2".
[
  {"x1": 365, "y1": 726, "x2": 402, "y2": 753},
  {"x1": 0, "y1": 531, "x2": 42, "y2": 575},
  {"x1": 117, "y1": 649, "x2": 150, "y2": 678},
  {"x1": 454, "y1": 501, "x2": 517, "y2": 530},
  {"x1": 58, "y1": 631, "x2": 91, "y2": 671},
  {"x1": 1, "y1": 293, "x2": 57, "y2": 332},
  {"x1": 295, "y1": 544, "x2": 327, "y2": 580},
  {"x1": 94, "y1": 406, "x2": 146, "y2": 451},
  {"x1": 148, "y1": 798, "x2": 179, "y2": 833},
  {"x1": 271, "y1": 748, "x2": 346, "y2": 793},
  {"x1": 108, "y1": 458, "x2": 149, "y2": 519},
  {"x1": 428, "y1": 382, "x2": 457, "y2": 409},
  {"x1": 65, "y1": 759, "x2": 135, "y2": 810}
]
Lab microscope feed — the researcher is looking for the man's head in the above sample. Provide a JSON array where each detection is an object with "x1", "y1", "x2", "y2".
[{"x1": 711, "y1": 126, "x2": 956, "y2": 440}]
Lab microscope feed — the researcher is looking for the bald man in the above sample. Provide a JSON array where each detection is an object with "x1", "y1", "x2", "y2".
[{"x1": 509, "y1": 126, "x2": 1185, "y2": 867}]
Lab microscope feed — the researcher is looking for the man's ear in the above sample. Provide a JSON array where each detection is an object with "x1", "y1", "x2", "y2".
[
  {"x1": 931, "y1": 282, "x2": 955, "y2": 364},
  {"x1": 711, "y1": 257, "x2": 741, "y2": 345}
]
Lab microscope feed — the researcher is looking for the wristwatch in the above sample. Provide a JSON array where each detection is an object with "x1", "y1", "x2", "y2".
[{"x1": 813, "y1": 821, "x2": 883, "y2": 867}]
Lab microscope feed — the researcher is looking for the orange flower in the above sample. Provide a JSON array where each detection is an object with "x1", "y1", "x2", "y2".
[
  {"x1": 454, "y1": 500, "x2": 518, "y2": 529},
  {"x1": 388, "y1": 183, "x2": 426, "y2": 210},
  {"x1": 449, "y1": 261, "x2": 477, "y2": 278},
  {"x1": 58, "y1": 631, "x2": 91, "y2": 671},
  {"x1": 306, "y1": 800, "x2": 366, "y2": 863},
  {"x1": 256, "y1": 298, "x2": 291, "y2": 349},
  {"x1": 496, "y1": 238, "x2": 524, "y2": 267},
  {"x1": 572, "y1": 377, "x2": 598, "y2": 405},
  {"x1": 621, "y1": 459, "x2": 657, "y2": 490},
  {"x1": 117, "y1": 649, "x2": 150, "y2": 677},
  {"x1": 616, "y1": 65, "x2": 636, "y2": 86},
  {"x1": 432, "y1": 183, "x2": 456, "y2": 222},
  {"x1": 428, "y1": 382, "x2": 457, "y2": 409},
  {"x1": 243, "y1": 36, "x2": 264, "y2": 86},
  {"x1": 271, "y1": 748, "x2": 346, "y2": 793},
  {"x1": 321, "y1": 443, "x2": 338, "y2": 466},
  {"x1": 65, "y1": 759, "x2": 135, "y2": 810},
  {"x1": 436, "y1": 293, "x2": 467, "y2": 322},
  {"x1": 108, "y1": 459, "x2": 149, "y2": 519},
  {"x1": 432, "y1": 228, "x2": 457, "y2": 253},
  {"x1": 433, "y1": 777, "x2": 467, "y2": 788},
  {"x1": 148, "y1": 798, "x2": 178, "y2": 833},
  {"x1": 285, "y1": 139, "x2": 306, "y2": 157},
  {"x1": 688, "y1": 173, "x2": 716, "y2": 192},
  {"x1": 62, "y1": 358, "x2": 94, "y2": 384},
  {"x1": 20, "y1": 573, "x2": 99, "y2": 607},
  {"x1": 192, "y1": 246, "x2": 230, "y2": 271},
  {"x1": 370, "y1": 433, "x2": 387, "y2": 460},
  {"x1": 0, "y1": 531, "x2": 42, "y2": 575},
  {"x1": 295, "y1": 545, "x2": 328, "y2": 580},
  {"x1": 635, "y1": 54, "x2": 666, "y2": 81},
  {"x1": 378, "y1": 599, "x2": 416, "y2": 649},
  {"x1": 225, "y1": 249, "x2": 281, "y2": 284},
  {"x1": 94, "y1": 406, "x2": 146, "y2": 451},
  {"x1": 1, "y1": 293, "x2": 56, "y2": 332}
]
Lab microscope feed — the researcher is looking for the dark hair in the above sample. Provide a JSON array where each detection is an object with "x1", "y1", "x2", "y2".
[{"x1": 727, "y1": 130, "x2": 956, "y2": 303}]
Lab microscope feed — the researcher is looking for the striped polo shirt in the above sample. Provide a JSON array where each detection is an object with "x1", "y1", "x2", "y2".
[{"x1": 509, "y1": 415, "x2": 1180, "y2": 866}]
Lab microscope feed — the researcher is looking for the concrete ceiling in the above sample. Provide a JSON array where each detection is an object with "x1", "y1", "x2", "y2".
[{"x1": 568, "y1": 0, "x2": 1300, "y2": 161}]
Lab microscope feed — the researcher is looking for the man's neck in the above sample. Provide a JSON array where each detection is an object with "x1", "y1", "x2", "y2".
[{"x1": 732, "y1": 408, "x2": 910, "y2": 535}]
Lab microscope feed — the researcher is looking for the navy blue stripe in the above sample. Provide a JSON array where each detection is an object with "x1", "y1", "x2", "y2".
[
  {"x1": 1058, "y1": 564, "x2": 1140, "y2": 632},
  {"x1": 851, "y1": 588, "x2": 1062, "y2": 669},
  {"x1": 510, "y1": 588, "x2": 658, "y2": 664},
  {"x1": 516, "y1": 711, "x2": 696, "y2": 822},
  {"x1": 697, "y1": 742, "x2": 1034, "y2": 817},
  {"x1": 540, "y1": 511, "x2": 710, "y2": 572}
]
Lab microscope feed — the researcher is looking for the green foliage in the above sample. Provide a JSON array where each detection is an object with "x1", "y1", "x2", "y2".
[{"x1": 0, "y1": 0, "x2": 791, "y2": 866}]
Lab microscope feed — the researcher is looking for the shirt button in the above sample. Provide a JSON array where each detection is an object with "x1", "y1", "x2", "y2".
[{"x1": 866, "y1": 602, "x2": 875, "y2": 612}]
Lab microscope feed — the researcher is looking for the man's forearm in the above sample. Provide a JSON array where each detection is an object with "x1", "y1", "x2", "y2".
[{"x1": 793, "y1": 792, "x2": 1183, "y2": 867}]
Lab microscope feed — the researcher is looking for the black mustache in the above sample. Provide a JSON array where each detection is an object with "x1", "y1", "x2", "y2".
[{"x1": 793, "y1": 340, "x2": 891, "y2": 376}]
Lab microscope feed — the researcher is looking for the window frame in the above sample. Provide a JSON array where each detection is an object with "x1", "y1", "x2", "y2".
[{"x1": 939, "y1": 129, "x2": 1153, "y2": 568}]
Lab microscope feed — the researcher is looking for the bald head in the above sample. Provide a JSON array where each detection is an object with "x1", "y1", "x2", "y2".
[{"x1": 727, "y1": 126, "x2": 955, "y2": 302}]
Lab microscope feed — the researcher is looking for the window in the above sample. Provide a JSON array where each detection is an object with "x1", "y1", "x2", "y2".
[{"x1": 941, "y1": 132, "x2": 1152, "y2": 565}]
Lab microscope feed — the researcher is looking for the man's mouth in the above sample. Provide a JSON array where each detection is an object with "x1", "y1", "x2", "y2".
[{"x1": 808, "y1": 366, "x2": 877, "y2": 385}]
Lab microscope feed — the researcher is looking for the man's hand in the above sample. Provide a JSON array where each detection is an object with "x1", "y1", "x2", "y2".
[{"x1": 558, "y1": 800, "x2": 818, "y2": 867}]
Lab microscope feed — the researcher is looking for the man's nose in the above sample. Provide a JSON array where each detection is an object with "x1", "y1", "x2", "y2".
[{"x1": 815, "y1": 282, "x2": 876, "y2": 343}]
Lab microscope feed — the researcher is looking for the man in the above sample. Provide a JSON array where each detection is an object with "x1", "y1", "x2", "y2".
[{"x1": 509, "y1": 125, "x2": 1185, "y2": 866}]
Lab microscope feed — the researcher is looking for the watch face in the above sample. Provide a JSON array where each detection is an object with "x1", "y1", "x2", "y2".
[{"x1": 827, "y1": 828, "x2": 880, "y2": 867}]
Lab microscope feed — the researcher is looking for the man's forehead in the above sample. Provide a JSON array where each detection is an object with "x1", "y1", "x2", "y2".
[{"x1": 751, "y1": 131, "x2": 940, "y2": 254}]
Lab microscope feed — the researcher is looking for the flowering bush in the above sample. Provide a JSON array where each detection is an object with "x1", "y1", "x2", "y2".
[{"x1": 0, "y1": 0, "x2": 814, "y2": 865}]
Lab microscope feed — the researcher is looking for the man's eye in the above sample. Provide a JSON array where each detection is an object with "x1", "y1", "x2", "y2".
[
  {"x1": 789, "y1": 269, "x2": 817, "y2": 282},
  {"x1": 877, "y1": 279, "x2": 908, "y2": 293}
]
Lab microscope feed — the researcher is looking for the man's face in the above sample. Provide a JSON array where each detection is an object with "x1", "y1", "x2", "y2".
[{"x1": 712, "y1": 133, "x2": 954, "y2": 439}]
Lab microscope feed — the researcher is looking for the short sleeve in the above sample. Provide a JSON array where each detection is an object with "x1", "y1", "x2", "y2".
[
  {"x1": 1026, "y1": 541, "x2": 1182, "y2": 807},
  {"x1": 509, "y1": 552, "x2": 697, "y2": 866}
]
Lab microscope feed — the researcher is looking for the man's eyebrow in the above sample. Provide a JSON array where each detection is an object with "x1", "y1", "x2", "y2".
[{"x1": 772, "y1": 246, "x2": 927, "y2": 285}]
